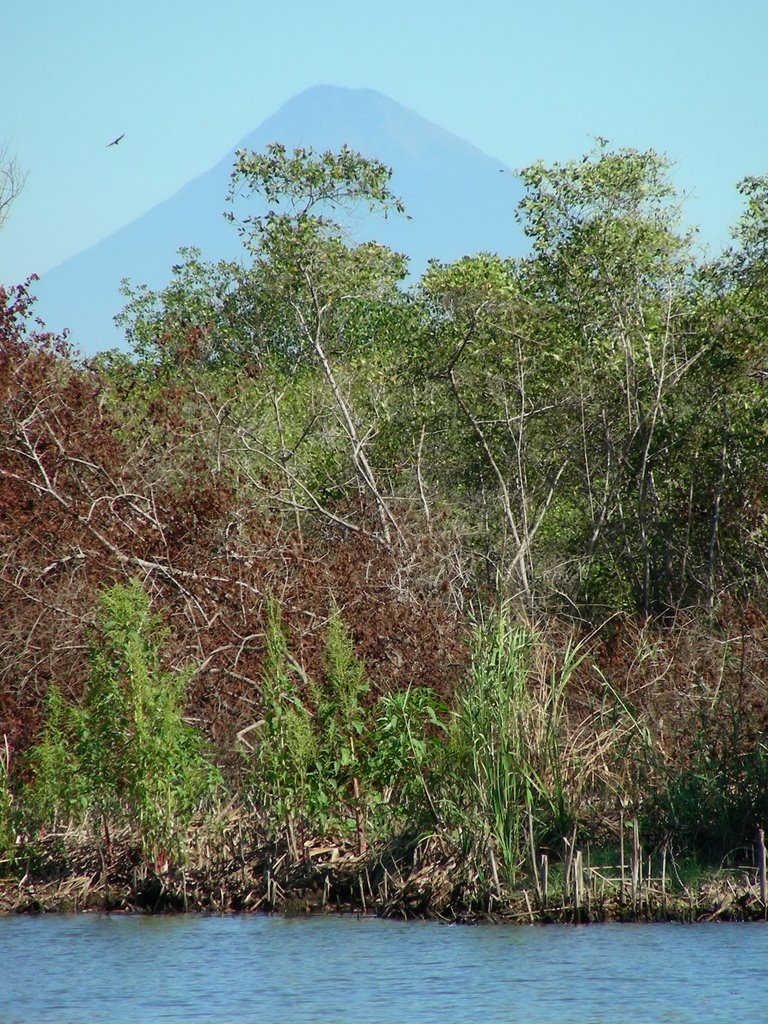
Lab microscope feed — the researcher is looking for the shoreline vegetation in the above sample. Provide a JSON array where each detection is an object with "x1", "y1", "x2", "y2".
[
  {"x1": 3, "y1": 824, "x2": 768, "y2": 923},
  {"x1": 1, "y1": 590, "x2": 766, "y2": 924},
  {"x1": 2, "y1": 142, "x2": 768, "y2": 924}
]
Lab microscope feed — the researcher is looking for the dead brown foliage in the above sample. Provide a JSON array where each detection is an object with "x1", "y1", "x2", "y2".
[{"x1": 0, "y1": 288, "x2": 468, "y2": 757}]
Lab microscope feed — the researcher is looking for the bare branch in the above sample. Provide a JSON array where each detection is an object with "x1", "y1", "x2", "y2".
[{"x1": 0, "y1": 144, "x2": 27, "y2": 232}]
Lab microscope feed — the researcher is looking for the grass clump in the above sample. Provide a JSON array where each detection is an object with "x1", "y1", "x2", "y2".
[{"x1": 444, "y1": 609, "x2": 597, "y2": 882}]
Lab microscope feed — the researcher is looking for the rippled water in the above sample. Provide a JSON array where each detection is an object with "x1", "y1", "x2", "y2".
[{"x1": 1, "y1": 913, "x2": 766, "y2": 1023}]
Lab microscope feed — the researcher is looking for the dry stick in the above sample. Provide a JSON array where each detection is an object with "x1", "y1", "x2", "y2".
[
  {"x1": 631, "y1": 818, "x2": 640, "y2": 916},
  {"x1": 527, "y1": 804, "x2": 541, "y2": 900},
  {"x1": 447, "y1": 366, "x2": 529, "y2": 598},
  {"x1": 301, "y1": 285, "x2": 400, "y2": 546},
  {"x1": 563, "y1": 824, "x2": 577, "y2": 907},
  {"x1": 415, "y1": 423, "x2": 432, "y2": 534},
  {"x1": 758, "y1": 828, "x2": 767, "y2": 918},
  {"x1": 241, "y1": 439, "x2": 366, "y2": 537},
  {"x1": 320, "y1": 873, "x2": 328, "y2": 909},
  {"x1": 286, "y1": 820, "x2": 299, "y2": 864},
  {"x1": 523, "y1": 889, "x2": 535, "y2": 924},
  {"x1": 487, "y1": 841, "x2": 501, "y2": 898},
  {"x1": 540, "y1": 854, "x2": 549, "y2": 911},
  {"x1": 573, "y1": 850, "x2": 583, "y2": 919},
  {"x1": 351, "y1": 773, "x2": 366, "y2": 856},
  {"x1": 620, "y1": 809, "x2": 626, "y2": 909},
  {"x1": 238, "y1": 823, "x2": 246, "y2": 886}
]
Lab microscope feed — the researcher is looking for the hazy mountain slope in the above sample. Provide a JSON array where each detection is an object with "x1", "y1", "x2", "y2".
[{"x1": 34, "y1": 86, "x2": 526, "y2": 355}]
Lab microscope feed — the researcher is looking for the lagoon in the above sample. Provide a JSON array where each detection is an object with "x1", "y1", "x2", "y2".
[{"x1": 1, "y1": 914, "x2": 766, "y2": 1023}]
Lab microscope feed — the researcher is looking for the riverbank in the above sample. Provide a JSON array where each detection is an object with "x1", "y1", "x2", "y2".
[{"x1": 3, "y1": 828, "x2": 767, "y2": 924}]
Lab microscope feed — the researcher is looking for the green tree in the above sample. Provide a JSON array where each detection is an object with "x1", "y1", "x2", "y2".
[
  {"x1": 515, "y1": 145, "x2": 699, "y2": 613},
  {"x1": 113, "y1": 144, "x2": 416, "y2": 546},
  {"x1": 227, "y1": 143, "x2": 409, "y2": 543},
  {"x1": 413, "y1": 253, "x2": 569, "y2": 606},
  {"x1": 115, "y1": 249, "x2": 250, "y2": 373}
]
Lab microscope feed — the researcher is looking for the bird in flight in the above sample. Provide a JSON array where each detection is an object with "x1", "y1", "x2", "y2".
[{"x1": 106, "y1": 133, "x2": 125, "y2": 148}]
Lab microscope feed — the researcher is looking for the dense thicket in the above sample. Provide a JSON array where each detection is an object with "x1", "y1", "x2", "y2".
[{"x1": 2, "y1": 142, "x2": 767, "y2": 884}]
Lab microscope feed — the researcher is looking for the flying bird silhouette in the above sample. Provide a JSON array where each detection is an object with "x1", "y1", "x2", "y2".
[{"x1": 106, "y1": 133, "x2": 125, "y2": 148}]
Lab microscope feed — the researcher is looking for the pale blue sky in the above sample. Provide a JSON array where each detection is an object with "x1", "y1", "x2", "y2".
[{"x1": 2, "y1": 0, "x2": 767, "y2": 283}]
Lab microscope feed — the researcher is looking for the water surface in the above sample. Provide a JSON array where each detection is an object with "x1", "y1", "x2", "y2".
[{"x1": 1, "y1": 914, "x2": 765, "y2": 1023}]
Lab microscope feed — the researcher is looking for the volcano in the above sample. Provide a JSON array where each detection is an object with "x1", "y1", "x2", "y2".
[{"x1": 34, "y1": 86, "x2": 526, "y2": 355}]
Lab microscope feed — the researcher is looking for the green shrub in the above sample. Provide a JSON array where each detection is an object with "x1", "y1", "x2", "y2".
[
  {"x1": 26, "y1": 581, "x2": 221, "y2": 863},
  {"x1": 313, "y1": 606, "x2": 371, "y2": 848},
  {"x1": 368, "y1": 685, "x2": 447, "y2": 830},
  {"x1": 245, "y1": 596, "x2": 318, "y2": 840},
  {"x1": 26, "y1": 685, "x2": 88, "y2": 831},
  {"x1": 649, "y1": 723, "x2": 768, "y2": 861}
]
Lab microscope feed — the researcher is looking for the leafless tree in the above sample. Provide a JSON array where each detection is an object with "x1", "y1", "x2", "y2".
[{"x1": 0, "y1": 144, "x2": 26, "y2": 232}]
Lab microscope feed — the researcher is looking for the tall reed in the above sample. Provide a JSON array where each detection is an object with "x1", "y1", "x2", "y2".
[{"x1": 445, "y1": 609, "x2": 585, "y2": 881}]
